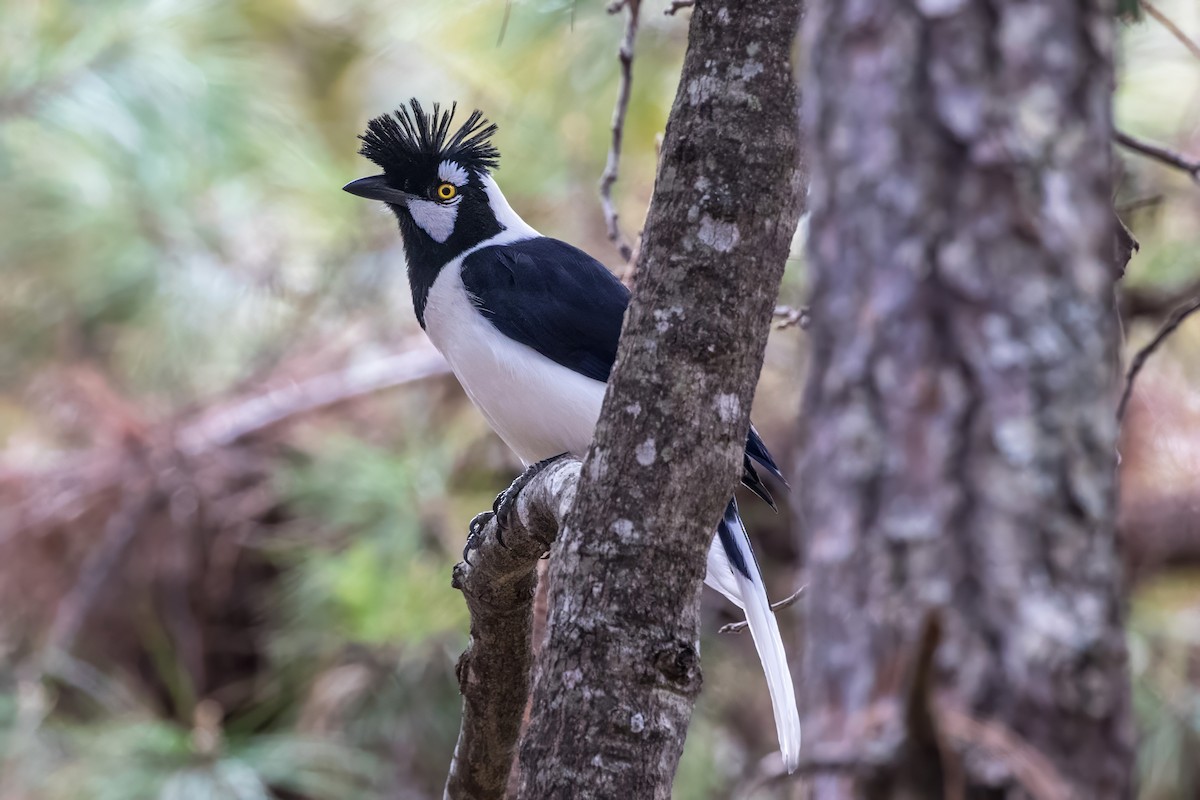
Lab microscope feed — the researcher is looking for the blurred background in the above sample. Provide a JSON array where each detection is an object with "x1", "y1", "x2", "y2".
[{"x1": 0, "y1": 0, "x2": 1197, "y2": 797}]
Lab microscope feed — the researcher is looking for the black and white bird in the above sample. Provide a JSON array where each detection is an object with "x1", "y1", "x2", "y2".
[{"x1": 344, "y1": 100, "x2": 800, "y2": 770}]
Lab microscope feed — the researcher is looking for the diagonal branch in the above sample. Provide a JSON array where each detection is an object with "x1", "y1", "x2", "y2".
[
  {"x1": 1115, "y1": 130, "x2": 1200, "y2": 182},
  {"x1": 599, "y1": 0, "x2": 641, "y2": 264},
  {"x1": 177, "y1": 347, "x2": 449, "y2": 455},
  {"x1": 1140, "y1": 0, "x2": 1200, "y2": 61},
  {"x1": 444, "y1": 458, "x2": 581, "y2": 800},
  {"x1": 1117, "y1": 295, "x2": 1200, "y2": 422}
]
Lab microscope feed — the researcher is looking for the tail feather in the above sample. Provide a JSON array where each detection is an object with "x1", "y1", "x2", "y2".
[{"x1": 708, "y1": 498, "x2": 801, "y2": 772}]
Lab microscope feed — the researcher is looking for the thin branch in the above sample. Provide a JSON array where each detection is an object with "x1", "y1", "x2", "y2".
[
  {"x1": 1115, "y1": 130, "x2": 1200, "y2": 182},
  {"x1": 444, "y1": 458, "x2": 582, "y2": 800},
  {"x1": 665, "y1": 0, "x2": 694, "y2": 14},
  {"x1": 497, "y1": 0, "x2": 514, "y2": 46},
  {"x1": 1141, "y1": 0, "x2": 1200, "y2": 62},
  {"x1": 599, "y1": 0, "x2": 641, "y2": 264},
  {"x1": 720, "y1": 586, "x2": 805, "y2": 634},
  {"x1": 1117, "y1": 295, "x2": 1200, "y2": 421},
  {"x1": 177, "y1": 347, "x2": 448, "y2": 454}
]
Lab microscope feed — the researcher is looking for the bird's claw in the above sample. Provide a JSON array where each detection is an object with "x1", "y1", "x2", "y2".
[
  {"x1": 465, "y1": 454, "x2": 569, "y2": 560},
  {"x1": 463, "y1": 510, "x2": 495, "y2": 563},
  {"x1": 492, "y1": 453, "x2": 569, "y2": 544}
]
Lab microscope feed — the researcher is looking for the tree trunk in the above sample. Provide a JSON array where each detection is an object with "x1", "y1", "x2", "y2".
[
  {"x1": 516, "y1": 0, "x2": 806, "y2": 797},
  {"x1": 798, "y1": 1, "x2": 1133, "y2": 798}
]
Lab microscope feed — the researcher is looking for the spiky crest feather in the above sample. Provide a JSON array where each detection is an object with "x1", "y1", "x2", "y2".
[{"x1": 359, "y1": 99, "x2": 500, "y2": 177}]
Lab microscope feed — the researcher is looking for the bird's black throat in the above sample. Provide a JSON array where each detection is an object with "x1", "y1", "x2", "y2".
[{"x1": 390, "y1": 188, "x2": 504, "y2": 329}]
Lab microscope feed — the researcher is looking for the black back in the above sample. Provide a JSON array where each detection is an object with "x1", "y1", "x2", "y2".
[
  {"x1": 460, "y1": 237, "x2": 630, "y2": 383},
  {"x1": 460, "y1": 235, "x2": 785, "y2": 510}
]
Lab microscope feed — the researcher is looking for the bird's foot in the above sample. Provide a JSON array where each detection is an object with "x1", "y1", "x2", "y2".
[
  {"x1": 492, "y1": 453, "x2": 570, "y2": 548},
  {"x1": 462, "y1": 510, "x2": 496, "y2": 563}
]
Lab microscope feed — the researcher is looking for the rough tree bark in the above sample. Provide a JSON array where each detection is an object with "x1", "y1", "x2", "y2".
[
  {"x1": 444, "y1": 459, "x2": 580, "y2": 800},
  {"x1": 798, "y1": 1, "x2": 1133, "y2": 798},
  {"x1": 515, "y1": 1, "x2": 806, "y2": 797}
]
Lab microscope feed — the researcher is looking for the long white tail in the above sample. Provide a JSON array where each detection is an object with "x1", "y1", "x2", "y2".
[{"x1": 706, "y1": 499, "x2": 801, "y2": 772}]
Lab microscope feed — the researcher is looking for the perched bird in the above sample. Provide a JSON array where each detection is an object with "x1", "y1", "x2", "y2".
[{"x1": 344, "y1": 100, "x2": 800, "y2": 770}]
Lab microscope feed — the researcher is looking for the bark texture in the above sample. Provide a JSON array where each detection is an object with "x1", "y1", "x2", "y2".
[
  {"x1": 516, "y1": 1, "x2": 806, "y2": 797},
  {"x1": 798, "y1": 1, "x2": 1133, "y2": 798},
  {"x1": 444, "y1": 458, "x2": 581, "y2": 800}
]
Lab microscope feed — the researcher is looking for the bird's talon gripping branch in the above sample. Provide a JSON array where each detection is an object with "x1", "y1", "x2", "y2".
[
  {"x1": 463, "y1": 510, "x2": 495, "y2": 562},
  {"x1": 492, "y1": 454, "x2": 570, "y2": 545}
]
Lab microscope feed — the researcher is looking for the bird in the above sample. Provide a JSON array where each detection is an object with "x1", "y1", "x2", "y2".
[{"x1": 343, "y1": 99, "x2": 801, "y2": 771}]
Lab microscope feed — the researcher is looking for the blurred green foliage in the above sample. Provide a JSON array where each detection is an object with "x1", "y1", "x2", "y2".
[{"x1": 0, "y1": 0, "x2": 1198, "y2": 797}]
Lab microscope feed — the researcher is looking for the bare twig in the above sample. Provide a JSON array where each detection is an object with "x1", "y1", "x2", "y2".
[
  {"x1": 1117, "y1": 295, "x2": 1200, "y2": 421},
  {"x1": 600, "y1": 0, "x2": 641, "y2": 264},
  {"x1": 773, "y1": 304, "x2": 811, "y2": 330},
  {"x1": 497, "y1": 0, "x2": 514, "y2": 46},
  {"x1": 1140, "y1": 0, "x2": 1200, "y2": 62},
  {"x1": 177, "y1": 347, "x2": 448, "y2": 454},
  {"x1": 444, "y1": 458, "x2": 582, "y2": 800},
  {"x1": 720, "y1": 585, "x2": 805, "y2": 634},
  {"x1": 665, "y1": 0, "x2": 694, "y2": 14},
  {"x1": 1115, "y1": 130, "x2": 1200, "y2": 182}
]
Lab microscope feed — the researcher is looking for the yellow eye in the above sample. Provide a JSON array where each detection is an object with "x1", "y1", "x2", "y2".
[{"x1": 436, "y1": 182, "x2": 457, "y2": 201}]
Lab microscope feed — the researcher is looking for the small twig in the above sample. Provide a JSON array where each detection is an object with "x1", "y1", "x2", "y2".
[
  {"x1": 177, "y1": 347, "x2": 449, "y2": 454},
  {"x1": 665, "y1": 0, "x2": 694, "y2": 14},
  {"x1": 1117, "y1": 295, "x2": 1200, "y2": 421},
  {"x1": 720, "y1": 586, "x2": 806, "y2": 634},
  {"x1": 496, "y1": 0, "x2": 513, "y2": 46},
  {"x1": 773, "y1": 304, "x2": 811, "y2": 330},
  {"x1": 599, "y1": 0, "x2": 641, "y2": 264},
  {"x1": 1141, "y1": 0, "x2": 1200, "y2": 62},
  {"x1": 1115, "y1": 130, "x2": 1200, "y2": 182}
]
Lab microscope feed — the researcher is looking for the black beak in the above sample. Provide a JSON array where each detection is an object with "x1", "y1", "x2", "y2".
[{"x1": 343, "y1": 175, "x2": 416, "y2": 206}]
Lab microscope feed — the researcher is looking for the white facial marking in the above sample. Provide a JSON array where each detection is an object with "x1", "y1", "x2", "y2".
[
  {"x1": 480, "y1": 174, "x2": 538, "y2": 236},
  {"x1": 438, "y1": 160, "x2": 470, "y2": 186},
  {"x1": 407, "y1": 197, "x2": 458, "y2": 243}
]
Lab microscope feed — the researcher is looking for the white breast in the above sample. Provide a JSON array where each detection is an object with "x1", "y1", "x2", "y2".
[{"x1": 424, "y1": 261, "x2": 607, "y2": 465}]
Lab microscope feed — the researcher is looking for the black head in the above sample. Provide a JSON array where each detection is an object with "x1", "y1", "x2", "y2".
[{"x1": 345, "y1": 101, "x2": 508, "y2": 308}]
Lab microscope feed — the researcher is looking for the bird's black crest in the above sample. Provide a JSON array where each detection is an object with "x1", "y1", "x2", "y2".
[{"x1": 359, "y1": 99, "x2": 500, "y2": 176}]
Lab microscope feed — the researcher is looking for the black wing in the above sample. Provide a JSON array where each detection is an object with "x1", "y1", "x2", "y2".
[
  {"x1": 460, "y1": 236, "x2": 786, "y2": 505},
  {"x1": 460, "y1": 237, "x2": 629, "y2": 383}
]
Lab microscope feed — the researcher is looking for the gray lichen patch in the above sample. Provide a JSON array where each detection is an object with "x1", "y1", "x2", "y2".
[
  {"x1": 696, "y1": 215, "x2": 740, "y2": 252},
  {"x1": 635, "y1": 438, "x2": 657, "y2": 466}
]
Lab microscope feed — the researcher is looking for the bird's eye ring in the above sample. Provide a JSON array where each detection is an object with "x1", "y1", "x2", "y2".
[{"x1": 436, "y1": 183, "x2": 457, "y2": 201}]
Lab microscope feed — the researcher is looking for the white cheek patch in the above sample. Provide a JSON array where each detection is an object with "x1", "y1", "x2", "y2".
[
  {"x1": 408, "y1": 198, "x2": 459, "y2": 243},
  {"x1": 438, "y1": 160, "x2": 470, "y2": 186}
]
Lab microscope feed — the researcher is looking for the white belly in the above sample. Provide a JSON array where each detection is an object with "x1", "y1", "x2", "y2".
[{"x1": 423, "y1": 261, "x2": 607, "y2": 465}]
